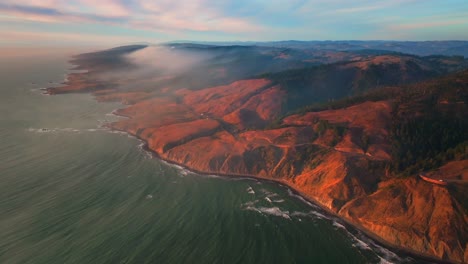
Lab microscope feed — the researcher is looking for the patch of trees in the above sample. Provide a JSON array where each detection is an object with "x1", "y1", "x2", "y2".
[
  {"x1": 391, "y1": 115, "x2": 467, "y2": 176},
  {"x1": 390, "y1": 70, "x2": 468, "y2": 176}
]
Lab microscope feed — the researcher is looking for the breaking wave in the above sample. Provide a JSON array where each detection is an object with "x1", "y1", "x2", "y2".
[
  {"x1": 244, "y1": 205, "x2": 291, "y2": 220},
  {"x1": 27, "y1": 127, "x2": 105, "y2": 133}
]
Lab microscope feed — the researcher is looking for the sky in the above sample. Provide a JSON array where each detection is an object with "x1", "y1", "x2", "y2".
[{"x1": 0, "y1": 0, "x2": 467, "y2": 47}]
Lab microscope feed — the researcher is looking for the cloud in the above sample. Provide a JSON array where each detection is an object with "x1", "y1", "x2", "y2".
[
  {"x1": 0, "y1": 0, "x2": 263, "y2": 34},
  {"x1": 388, "y1": 18, "x2": 468, "y2": 31},
  {"x1": 0, "y1": 29, "x2": 153, "y2": 46},
  {"x1": 0, "y1": 0, "x2": 465, "y2": 43},
  {"x1": 0, "y1": 3, "x2": 128, "y2": 24}
]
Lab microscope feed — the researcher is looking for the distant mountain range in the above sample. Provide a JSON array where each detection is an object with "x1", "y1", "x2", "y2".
[{"x1": 168, "y1": 40, "x2": 468, "y2": 57}]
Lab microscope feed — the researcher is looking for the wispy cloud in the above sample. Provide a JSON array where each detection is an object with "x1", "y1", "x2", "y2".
[
  {"x1": 0, "y1": 0, "x2": 263, "y2": 34},
  {"x1": 0, "y1": 3, "x2": 128, "y2": 24},
  {"x1": 388, "y1": 18, "x2": 468, "y2": 31},
  {"x1": 0, "y1": 28, "x2": 156, "y2": 46},
  {"x1": 0, "y1": 0, "x2": 466, "y2": 45}
]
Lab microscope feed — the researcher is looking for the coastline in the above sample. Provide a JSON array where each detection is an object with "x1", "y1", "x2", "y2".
[
  {"x1": 51, "y1": 57, "x2": 462, "y2": 264},
  {"x1": 106, "y1": 122, "x2": 455, "y2": 264}
]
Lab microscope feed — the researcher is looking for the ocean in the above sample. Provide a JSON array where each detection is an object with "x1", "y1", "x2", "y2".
[{"x1": 0, "y1": 51, "x2": 417, "y2": 264}]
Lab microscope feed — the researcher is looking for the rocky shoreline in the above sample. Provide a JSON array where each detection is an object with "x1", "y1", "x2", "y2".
[
  {"x1": 127, "y1": 127, "x2": 459, "y2": 264},
  {"x1": 47, "y1": 54, "x2": 467, "y2": 263}
]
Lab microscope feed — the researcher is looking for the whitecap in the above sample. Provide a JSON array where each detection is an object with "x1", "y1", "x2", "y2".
[
  {"x1": 378, "y1": 257, "x2": 394, "y2": 264},
  {"x1": 332, "y1": 221, "x2": 346, "y2": 230},
  {"x1": 258, "y1": 206, "x2": 291, "y2": 220},
  {"x1": 107, "y1": 130, "x2": 127, "y2": 135},
  {"x1": 244, "y1": 205, "x2": 291, "y2": 220},
  {"x1": 352, "y1": 237, "x2": 372, "y2": 250},
  {"x1": 290, "y1": 210, "x2": 328, "y2": 220},
  {"x1": 328, "y1": 219, "x2": 404, "y2": 263},
  {"x1": 241, "y1": 200, "x2": 259, "y2": 207},
  {"x1": 198, "y1": 174, "x2": 223, "y2": 179}
]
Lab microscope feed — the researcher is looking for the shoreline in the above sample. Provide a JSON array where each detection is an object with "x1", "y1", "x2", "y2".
[
  {"x1": 51, "y1": 58, "x2": 457, "y2": 264},
  {"x1": 106, "y1": 122, "x2": 454, "y2": 264}
]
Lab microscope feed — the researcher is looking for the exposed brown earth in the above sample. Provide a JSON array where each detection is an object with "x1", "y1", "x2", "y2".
[
  {"x1": 340, "y1": 177, "x2": 468, "y2": 262},
  {"x1": 46, "y1": 73, "x2": 105, "y2": 94},
  {"x1": 284, "y1": 101, "x2": 392, "y2": 160},
  {"x1": 47, "y1": 67, "x2": 467, "y2": 263}
]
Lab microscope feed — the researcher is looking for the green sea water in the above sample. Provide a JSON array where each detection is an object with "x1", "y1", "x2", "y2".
[{"x1": 0, "y1": 52, "x2": 418, "y2": 264}]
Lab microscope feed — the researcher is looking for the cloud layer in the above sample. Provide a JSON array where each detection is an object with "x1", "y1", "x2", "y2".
[{"x1": 0, "y1": 0, "x2": 467, "y2": 46}]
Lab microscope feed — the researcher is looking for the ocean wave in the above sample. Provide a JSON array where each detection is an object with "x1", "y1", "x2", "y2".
[
  {"x1": 290, "y1": 210, "x2": 327, "y2": 220},
  {"x1": 198, "y1": 174, "x2": 223, "y2": 179},
  {"x1": 332, "y1": 221, "x2": 346, "y2": 230},
  {"x1": 379, "y1": 258, "x2": 394, "y2": 264},
  {"x1": 291, "y1": 207, "x2": 403, "y2": 263},
  {"x1": 28, "y1": 127, "x2": 79, "y2": 133},
  {"x1": 158, "y1": 159, "x2": 206, "y2": 177},
  {"x1": 242, "y1": 200, "x2": 259, "y2": 207},
  {"x1": 107, "y1": 130, "x2": 127, "y2": 135},
  {"x1": 179, "y1": 169, "x2": 189, "y2": 176},
  {"x1": 107, "y1": 109, "x2": 129, "y2": 119},
  {"x1": 105, "y1": 111, "x2": 119, "y2": 117},
  {"x1": 346, "y1": 230, "x2": 407, "y2": 263},
  {"x1": 335, "y1": 221, "x2": 404, "y2": 263},
  {"x1": 136, "y1": 142, "x2": 153, "y2": 159},
  {"x1": 260, "y1": 188, "x2": 280, "y2": 200},
  {"x1": 224, "y1": 177, "x2": 258, "y2": 182},
  {"x1": 244, "y1": 205, "x2": 291, "y2": 220},
  {"x1": 28, "y1": 127, "x2": 105, "y2": 134}
]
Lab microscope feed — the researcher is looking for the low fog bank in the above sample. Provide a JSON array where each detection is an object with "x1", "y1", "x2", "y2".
[
  {"x1": 82, "y1": 43, "x2": 319, "y2": 93},
  {"x1": 125, "y1": 45, "x2": 215, "y2": 75},
  {"x1": 89, "y1": 45, "x2": 222, "y2": 92}
]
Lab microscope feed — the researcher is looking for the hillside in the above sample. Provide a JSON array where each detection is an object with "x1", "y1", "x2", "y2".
[{"x1": 261, "y1": 54, "x2": 467, "y2": 113}]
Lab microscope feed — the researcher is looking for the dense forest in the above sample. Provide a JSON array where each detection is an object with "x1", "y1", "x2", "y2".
[{"x1": 389, "y1": 71, "x2": 468, "y2": 175}]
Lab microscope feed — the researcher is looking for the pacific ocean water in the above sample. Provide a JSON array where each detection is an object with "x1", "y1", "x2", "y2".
[{"x1": 0, "y1": 52, "x2": 418, "y2": 264}]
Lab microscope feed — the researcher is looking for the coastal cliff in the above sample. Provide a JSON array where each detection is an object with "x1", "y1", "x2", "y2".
[{"x1": 47, "y1": 45, "x2": 468, "y2": 263}]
